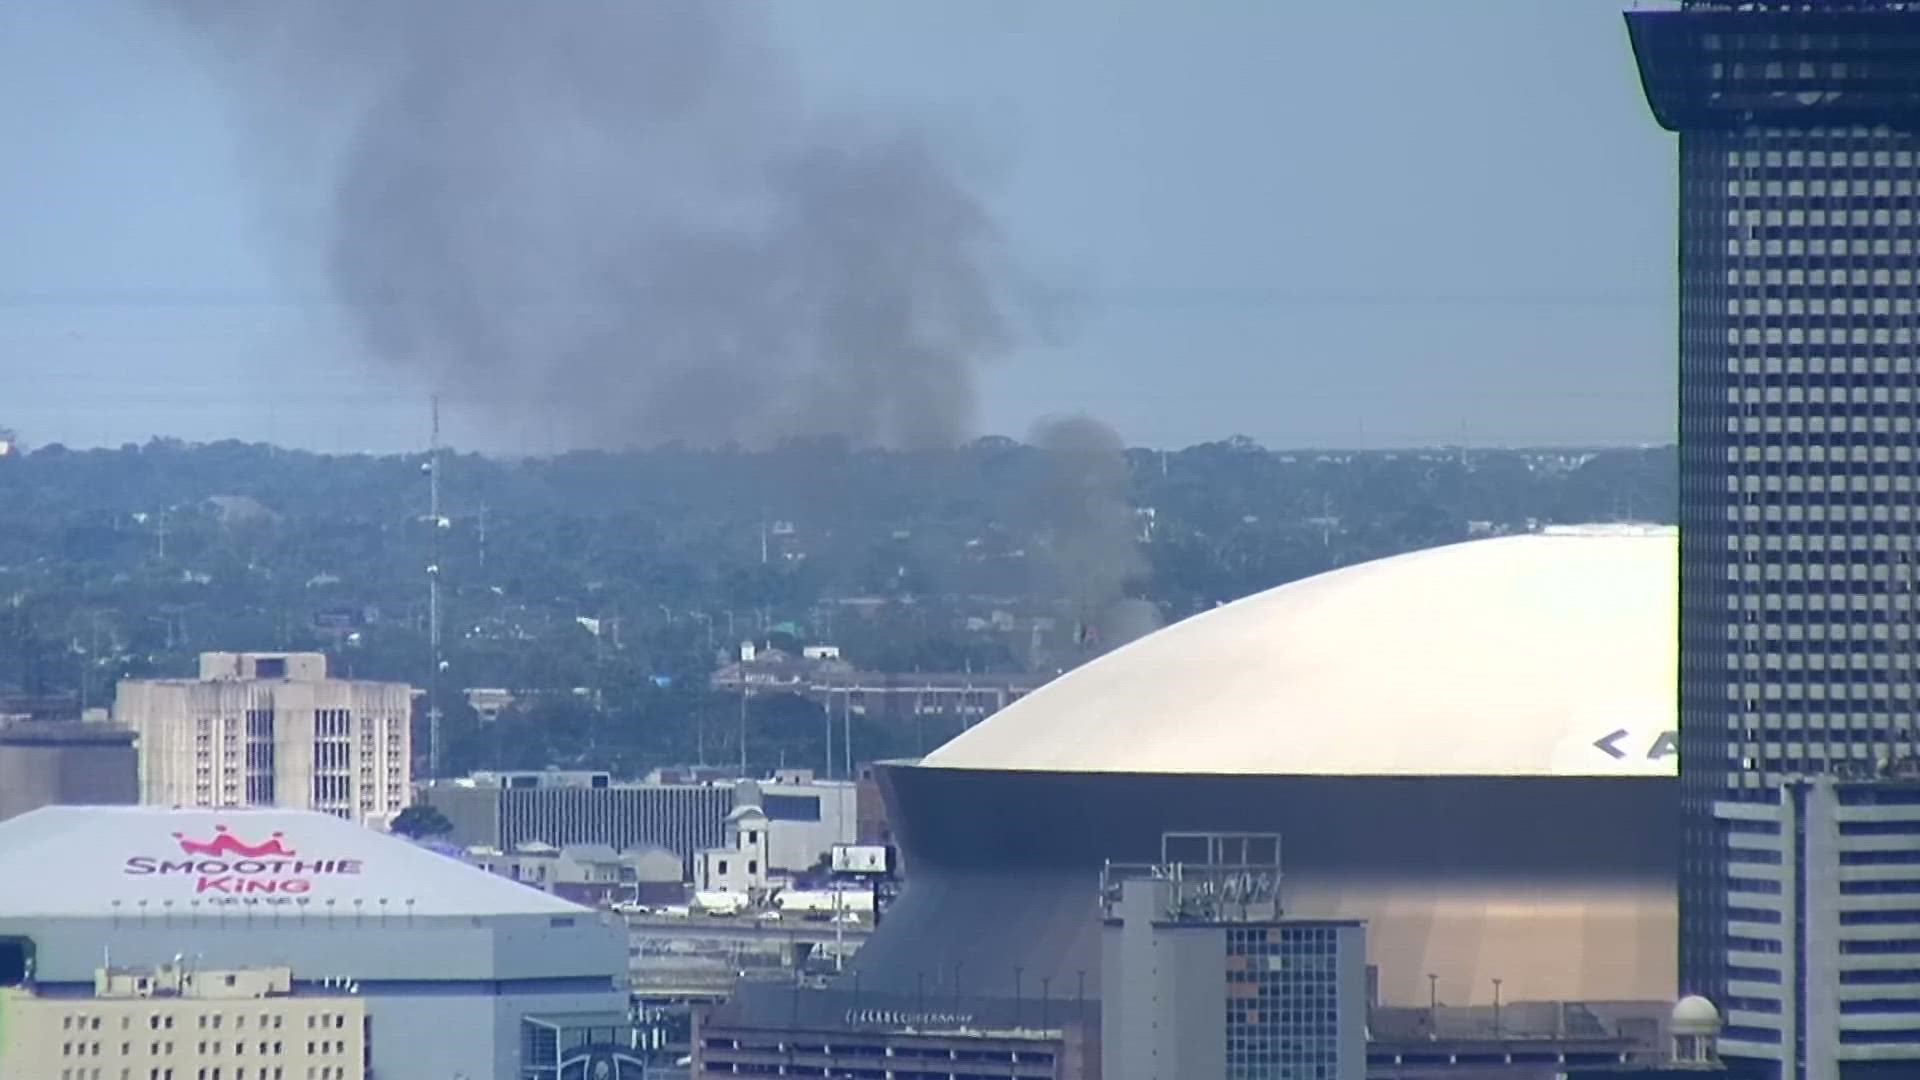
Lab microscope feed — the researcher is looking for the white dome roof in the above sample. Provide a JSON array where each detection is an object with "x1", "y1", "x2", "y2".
[
  {"x1": 925, "y1": 525, "x2": 1677, "y2": 777},
  {"x1": 1671, "y1": 995, "x2": 1722, "y2": 1033}
]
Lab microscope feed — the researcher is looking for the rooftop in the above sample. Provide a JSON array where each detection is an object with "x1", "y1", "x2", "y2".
[
  {"x1": 0, "y1": 806, "x2": 589, "y2": 919},
  {"x1": 923, "y1": 528, "x2": 1677, "y2": 778},
  {"x1": 0, "y1": 719, "x2": 137, "y2": 746}
]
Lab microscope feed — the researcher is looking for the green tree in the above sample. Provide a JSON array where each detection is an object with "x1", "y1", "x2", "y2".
[{"x1": 390, "y1": 804, "x2": 455, "y2": 840}]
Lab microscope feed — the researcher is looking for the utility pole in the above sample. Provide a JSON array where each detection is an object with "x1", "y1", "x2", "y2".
[
  {"x1": 844, "y1": 690, "x2": 855, "y2": 786},
  {"x1": 427, "y1": 396, "x2": 443, "y2": 781}
]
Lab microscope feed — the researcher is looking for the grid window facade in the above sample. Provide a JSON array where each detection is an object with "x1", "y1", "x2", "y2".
[
  {"x1": 1680, "y1": 120, "x2": 1920, "y2": 1004},
  {"x1": 1224, "y1": 926, "x2": 1343, "y2": 1080},
  {"x1": 1631, "y1": 8, "x2": 1920, "y2": 1012},
  {"x1": 498, "y1": 785, "x2": 733, "y2": 859}
]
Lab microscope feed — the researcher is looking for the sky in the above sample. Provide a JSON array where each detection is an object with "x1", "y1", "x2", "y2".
[{"x1": 0, "y1": 1, "x2": 1676, "y2": 454}]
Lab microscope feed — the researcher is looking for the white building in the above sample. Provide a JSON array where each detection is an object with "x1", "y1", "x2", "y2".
[
  {"x1": 1714, "y1": 775, "x2": 1920, "y2": 1078},
  {"x1": 115, "y1": 652, "x2": 413, "y2": 828},
  {"x1": 757, "y1": 769, "x2": 859, "y2": 874},
  {"x1": 696, "y1": 805, "x2": 772, "y2": 897}
]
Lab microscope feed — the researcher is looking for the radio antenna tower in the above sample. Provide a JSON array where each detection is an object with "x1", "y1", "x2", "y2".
[{"x1": 427, "y1": 396, "x2": 443, "y2": 780}]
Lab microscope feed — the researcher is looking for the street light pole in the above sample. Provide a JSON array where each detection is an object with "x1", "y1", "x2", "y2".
[{"x1": 1427, "y1": 973, "x2": 1439, "y2": 1039}]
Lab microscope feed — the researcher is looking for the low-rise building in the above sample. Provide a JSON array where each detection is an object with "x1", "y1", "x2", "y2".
[
  {"x1": 419, "y1": 770, "x2": 732, "y2": 863},
  {"x1": 695, "y1": 806, "x2": 771, "y2": 898},
  {"x1": 695, "y1": 990, "x2": 1093, "y2": 1079},
  {"x1": 0, "y1": 718, "x2": 139, "y2": 823},
  {"x1": 710, "y1": 646, "x2": 1045, "y2": 732},
  {"x1": 0, "y1": 962, "x2": 366, "y2": 1080},
  {"x1": 466, "y1": 841, "x2": 684, "y2": 907},
  {"x1": 420, "y1": 769, "x2": 858, "y2": 875}
]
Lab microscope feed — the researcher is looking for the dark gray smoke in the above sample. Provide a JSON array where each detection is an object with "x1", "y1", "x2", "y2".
[
  {"x1": 1026, "y1": 415, "x2": 1162, "y2": 653},
  {"x1": 156, "y1": 0, "x2": 1025, "y2": 449}
]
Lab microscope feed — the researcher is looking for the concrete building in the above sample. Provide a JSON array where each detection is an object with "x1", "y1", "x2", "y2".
[
  {"x1": 1624, "y1": 0, "x2": 1920, "y2": 1045},
  {"x1": 757, "y1": 769, "x2": 860, "y2": 874},
  {"x1": 421, "y1": 769, "x2": 858, "y2": 874},
  {"x1": 0, "y1": 962, "x2": 366, "y2": 1080},
  {"x1": 695, "y1": 992, "x2": 1093, "y2": 1079},
  {"x1": 115, "y1": 652, "x2": 412, "y2": 828},
  {"x1": 1700, "y1": 775, "x2": 1920, "y2": 1076},
  {"x1": 420, "y1": 770, "x2": 732, "y2": 862},
  {"x1": 695, "y1": 805, "x2": 771, "y2": 897},
  {"x1": 0, "y1": 805, "x2": 631, "y2": 1079},
  {"x1": 1364, "y1": 1004, "x2": 1670, "y2": 1080},
  {"x1": 1100, "y1": 833, "x2": 1366, "y2": 1080},
  {"x1": 465, "y1": 840, "x2": 684, "y2": 907},
  {"x1": 0, "y1": 718, "x2": 138, "y2": 823}
]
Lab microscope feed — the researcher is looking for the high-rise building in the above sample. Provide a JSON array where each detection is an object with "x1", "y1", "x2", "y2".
[
  {"x1": 1627, "y1": 5, "x2": 1920, "y2": 1075},
  {"x1": 115, "y1": 652, "x2": 413, "y2": 827}
]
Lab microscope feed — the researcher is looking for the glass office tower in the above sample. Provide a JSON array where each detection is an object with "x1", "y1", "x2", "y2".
[{"x1": 1627, "y1": 4, "x2": 1920, "y2": 1071}]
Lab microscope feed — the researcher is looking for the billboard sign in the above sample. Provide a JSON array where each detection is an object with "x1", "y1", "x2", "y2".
[
  {"x1": 123, "y1": 825, "x2": 363, "y2": 899},
  {"x1": 830, "y1": 844, "x2": 892, "y2": 876}
]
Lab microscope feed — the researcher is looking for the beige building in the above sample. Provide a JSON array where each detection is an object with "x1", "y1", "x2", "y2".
[
  {"x1": 115, "y1": 652, "x2": 412, "y2": 827},
  {"x1": 0, "y1": 963, "x2": 366, "y2": 1080}
]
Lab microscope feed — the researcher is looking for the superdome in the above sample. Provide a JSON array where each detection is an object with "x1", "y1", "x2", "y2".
[
  {"x1": 926, "y1": 525, "x2": 1677, "y2": 777},
  {"x1": 850, "y1": 527, "x2": 1681, "y2": 1011}
]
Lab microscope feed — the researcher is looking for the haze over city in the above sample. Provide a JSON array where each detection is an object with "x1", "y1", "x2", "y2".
[
  {"x1": 0, "y1": 1, "x2": 1673, "y2": 453},
  {"x1": 12, "y1": 1, "x2": 1920, "y2": 1078}
]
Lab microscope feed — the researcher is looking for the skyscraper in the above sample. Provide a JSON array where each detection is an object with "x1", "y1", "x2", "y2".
[{"x1": 1628, "y1": 5, "x2": 1920, "y2": 1074}]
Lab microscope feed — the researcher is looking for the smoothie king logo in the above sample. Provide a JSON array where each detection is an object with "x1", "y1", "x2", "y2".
[{"x1": 124, "y1": 825, "x2": 363, "y2": 897}]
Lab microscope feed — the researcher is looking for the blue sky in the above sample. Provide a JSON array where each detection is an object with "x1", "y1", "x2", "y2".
[{"x1": 0, "y1": 1, "x2": 1675, "y2": 453}]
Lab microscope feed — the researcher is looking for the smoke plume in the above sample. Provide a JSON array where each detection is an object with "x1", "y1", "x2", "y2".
[
  {"x1": 1026, "y1": 415, "x2": 1162, "y2": 653},
  {"x1": 155, "y1": 0, "x2": 1026, "y2": 449}
]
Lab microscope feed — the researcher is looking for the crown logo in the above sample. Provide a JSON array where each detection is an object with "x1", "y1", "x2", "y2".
[{"x1": 173, "y1": 825, "x2": 295, "y2": 859}]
